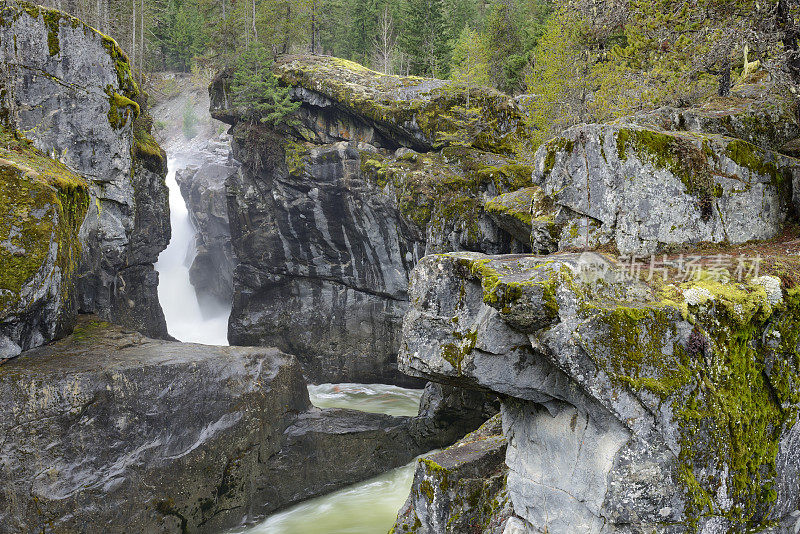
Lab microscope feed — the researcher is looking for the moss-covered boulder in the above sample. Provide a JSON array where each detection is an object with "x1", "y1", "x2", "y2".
[
  {"x1": 391, "y1": 414, "x2": 511, "y2": 534},
  {"x1": 400, "y1": 250, "x2": 800, "y2": 533},
  {"x1": 212, "y1": 55, "x2": 528, "y2": 154},
  {"x1": 534, "y1": 124, "x2": 800, "y2": 255},
  {"x1": 0, "y1": 127, "x2": 88, "y2": 359},
  {"x1": 484, "y1": 186, "x2": 561, "y2": 253},
  {"x1": 0, "y1": 2, "x2": 170, "y2": 338}
]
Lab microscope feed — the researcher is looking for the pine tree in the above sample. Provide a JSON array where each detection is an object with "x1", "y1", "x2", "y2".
[
  {"x1": 231, "y1": 42, "x2": 300, "y2": 126},
  {"x1": 484, "y1": 0, "x2": 524, "y2": 93},
  {"x1": 400, "y1": 0, "x2": 450, "y2": 77}
]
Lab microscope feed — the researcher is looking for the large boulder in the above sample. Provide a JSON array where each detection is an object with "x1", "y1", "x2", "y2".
[
  {"x1": 532, "y1": 124, "x2": 799, "y2": 255},
  {"x1": 399, "y1": 251, "x2": 800, "y2": 533},
  {"x1": 0, "y1": 316, "x2": 491, "y2": 533},
  {"x1": 212, "y1": 56, "x2": 533, "y2": 384},
  {"x1": 0, "y1": 129, "x2": 89, "y2": 359},
  {"x1": 0, "y1": 2, "x2": 170, "y2": 338}
]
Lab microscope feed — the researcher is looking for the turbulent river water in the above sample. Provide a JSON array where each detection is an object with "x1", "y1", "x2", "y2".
[{"x1": 155, "y1": 156, "x2": 423, "y2": 533}]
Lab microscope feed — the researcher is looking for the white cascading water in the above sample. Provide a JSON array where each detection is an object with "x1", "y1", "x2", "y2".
[
  {"x1": 155, "y1": 112, "x2": 425, "y2": 533},
  {"x1": 155, "y1": 158, "x2": 230, "y2": 345}
]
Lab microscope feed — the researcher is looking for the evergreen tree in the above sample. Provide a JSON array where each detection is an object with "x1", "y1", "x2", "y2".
[
  {"x1": 231, "y1": 42, "x2": 300, "y2": 126},
  {"x1": 484, "y1": 0, "x2": 524, "y2": 93},
  {"x1": 524, "y1": 6, "x2": 593, "y2": 149},
  {"x1": 400, "y1": 0, "x2": 450, "y2": 77}
]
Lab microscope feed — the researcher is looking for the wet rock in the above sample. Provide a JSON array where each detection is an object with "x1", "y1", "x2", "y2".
[
  {"x1": 212, "y1": 57, "x2": 534, "y2": 383},
  {"x1": 533, "y1": 124, "x2": 799, "y2": 255},
  {"x1": 176, "y1": 147, "x2": 237, "y2": 304},
  {"x1": 0, "y1": 133, "x2": 89, "y2": 359},
  {"x1": 0, "y1": 316, "x2": 491, "y2": 533},
  {"x1": 0, "y1": 3, "x2": 170, "y2": 339},
  {"x1": 392, "y1": 415, "x2": 512, "y2": 534},
  {"x1": 399, "y1": 251, "x2": 800, "y2": 533}
]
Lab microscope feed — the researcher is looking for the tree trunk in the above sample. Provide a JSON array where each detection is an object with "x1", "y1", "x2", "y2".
[
  {"x1": 718, "y1": 61, "x2": 731, "y2": 97},
  {"x1": 140, "y1": 0, "x2": 144, "y2": 77},
  {"x1": 131, "y1": 0, "x2": 136, "y2": 68}
]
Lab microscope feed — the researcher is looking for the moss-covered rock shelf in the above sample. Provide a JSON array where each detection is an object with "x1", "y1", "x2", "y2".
[{"x1": 399, "y1": 250, "x2": 800, "y2": 533}]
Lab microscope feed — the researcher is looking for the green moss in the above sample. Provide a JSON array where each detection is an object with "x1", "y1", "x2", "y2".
[
  {"x1": 42, "y1": 9, "x2": 61, "y2": 56},
  {"x1": 100, "y1": 34, "x2": 139, "y2": 100},
  {"x1": 105, "y1": 87, "x2": 140, "y2": 129},
  {"x1": 0, "y1": 126, "x2": 89, "y2": 314},
  {"x1": 485, "y1": 188, "x2": 537, "y2": 226},
  {"x1": 418, "y1": 480, "x2": 435, "y2": 502},
  {"x1": 541, "y1": 137, "x2": 574, "y2": 179},
  {"x1": 421, "y1": 458, "x2": 451, "y2": 492},
  {"x1": 70, "y1": 319, "x2": 112, "y2": 341},
  {"x1": 724, "y1": 139, "x2": 786, "y2": 185},
  {"x1": 441, "y1": 329, "x2": 477, "y2": 374},
  {"x1": 284, "y1": 140, "x2": 309, "y2": 177},
  {"x1": 585, "y1": 274, "x2": 799, "y2": 531}
]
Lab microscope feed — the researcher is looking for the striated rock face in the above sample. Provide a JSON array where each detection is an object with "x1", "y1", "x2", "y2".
[
  {"x1": 392, "y1": 414, "x2": 512, "y2": 534},
  {"x1": 0, "y1": 2, "x2": 170, "y2": 339},
  {"x1": 0, "y1": 316, "x2": 491, "y2": 533},
  {"x1": 400, "y1": 252, "x2": 800, "y2": 533},
  {"x1": 211, "y1": 56, "x2": 532, "y2": 383},
  {"x1": 0, "y1": 129, "x2": 89, "y2": 359},
  {"x1": 176, "y1": 141, "x2": 238, "y2": 304},
  {"x1": 532, "y1": 124, "x2": 799, "y2": 255}
]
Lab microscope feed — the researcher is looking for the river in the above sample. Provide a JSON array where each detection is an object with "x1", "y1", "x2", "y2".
[{"x1": 154, "y1": 156, "x2": 422, "y2": 534}]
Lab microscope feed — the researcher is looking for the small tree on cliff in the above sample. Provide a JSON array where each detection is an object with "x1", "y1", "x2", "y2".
[{"x1": 231, "y1": 42, "x2": 299, "y2": 126}]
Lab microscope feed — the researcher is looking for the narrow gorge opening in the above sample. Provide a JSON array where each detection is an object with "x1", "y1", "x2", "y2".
[{"x1": 152, "y1": 76, "x2": 428, "y2": 533}]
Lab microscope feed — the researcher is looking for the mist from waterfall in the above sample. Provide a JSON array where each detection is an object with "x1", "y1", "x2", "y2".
[{"x1": 155, "y1": 158, "x2": 230, "y2": 346}]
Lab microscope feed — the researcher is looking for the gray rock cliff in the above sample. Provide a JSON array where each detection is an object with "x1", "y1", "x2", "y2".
[
  {"x1": 211, "y1": 56, "x2": 533, "y2": 384},
  {"x1": 399, "y1": 251, "x2": 800, "y2": 533},
  {"x1": 0, "y1": 2, "x2": 170, "y2": 340}
]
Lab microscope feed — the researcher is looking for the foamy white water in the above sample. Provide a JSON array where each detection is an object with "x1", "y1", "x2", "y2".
[
  {"x1": 308, "y1": 383, "x2": 424, "y2": 417},
  {"x1": 155, "y1": 158, "x2": 230, "y2": 345}
]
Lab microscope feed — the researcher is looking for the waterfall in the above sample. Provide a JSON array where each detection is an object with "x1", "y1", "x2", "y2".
[
  {"x1": 155, "y1": 158, "x2": 231, "y2": 346},
  {"x1": 152, "y1": 85, "x2": 424, "y2": 533}
]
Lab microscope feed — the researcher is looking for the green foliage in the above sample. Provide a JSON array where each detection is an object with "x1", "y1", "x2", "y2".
[
  {"x1": 449, "y1": 26, "x2": 491, "y2": 90},
  {"x1": 400, "y1": 0, "x2": 450, "y2": 77},
  {"x1": 231, "y1": 42, "x2": 300, "y2": 126},
  {"x1": 525, "y1": 7, "x2": 593, "y2": 149}
]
